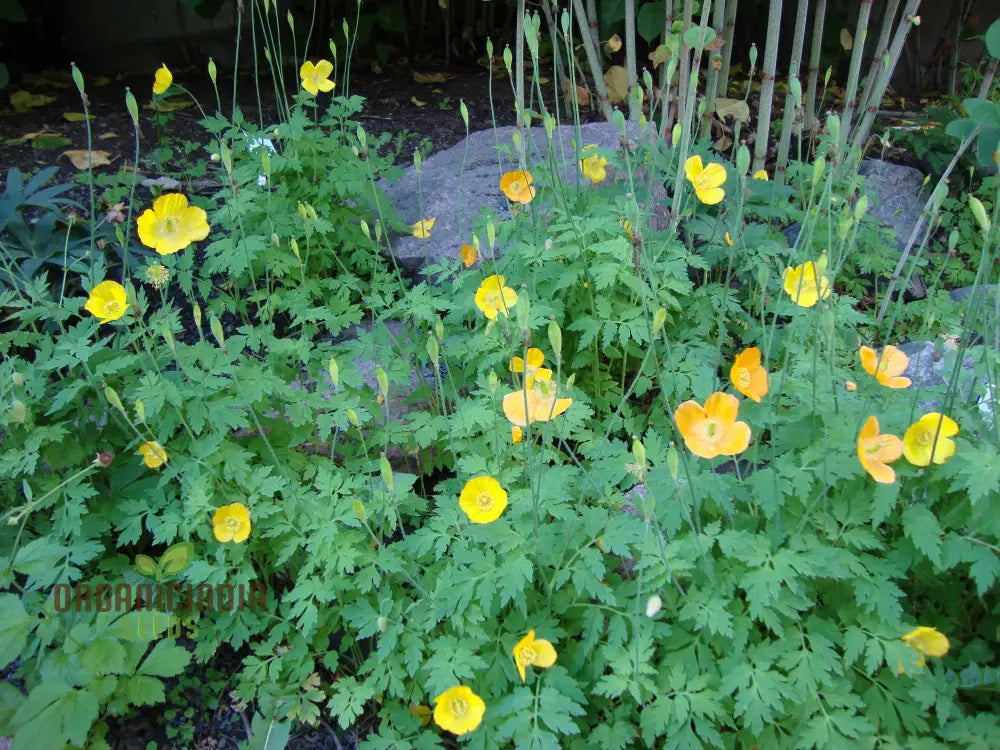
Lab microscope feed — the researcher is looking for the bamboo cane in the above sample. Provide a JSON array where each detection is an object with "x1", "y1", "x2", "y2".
[
  {"x1": 752, "y1": 0, "x2": 784, "y2": 174},
  {"x1": 717, "y1": 0, "x2": 739, "y2": 98},
  {"x1": 775, "y1": 0, "x2": 810, "y2": 182},
  {"x1": 516, "y1": 0, "x2": 525, "y2": 127},
  {"x1": 840, "y1": 0, "x2": 874, "y2": 151},
  {"x1": 572, "y1": 0, "x2": 614, "y2": 121},
  {"x1": 849, "y1": 0, "x2": 922, "y2": 156},
  {"x1": 803, "y1": 0, "x2": 827, "y2": 139},
  {"x1": 854, "y1": 0, "x2": 898, "y2": 121},
  {"x1": 702, "y1": 0, "x2": 728, "y2": 138},
  {"x1": 677, "y1": 0, "x2": 695, "y2": 131},
  {"x1": 625, "y1": 0, "x2": 638, "y2": 120}
]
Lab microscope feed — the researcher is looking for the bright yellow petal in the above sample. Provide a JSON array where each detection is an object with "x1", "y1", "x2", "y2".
[
  {"x1": 695, "y1": 186, "x2": 725, "y2": 205},
  {"x1": 716, "y1": 421, "x2": 751, "y2": 455},
  {"x1": 684, "y1": 155, "x2": 704, "y2": 181},
  {"x1": 704, "y1": 391, "x2": 740, "y2": 424},
  {"x1": 315, "y1": 59, "x2": 334, "y2": 78},
  {"x1": 532, "y1": 638, "x2": 557, "y2": 668},
  {"x1": 153, "y1": 193, "x2": 189, "y2": 216},
  {"x1": 699, "y1": 162, "x2": 727, "y2": 188},
  {"x1": 859, "y1": 346, "x2": 878, "y2": 376},
  {"x1": 527, "y1": 348, "x2": 545, "y2": 367},
  {"x1": 503, "y1": 390, "x2": 532, "y2": 426},
  {"x1": 673, "y1": 400, "x2": 706, "y2": 441}
]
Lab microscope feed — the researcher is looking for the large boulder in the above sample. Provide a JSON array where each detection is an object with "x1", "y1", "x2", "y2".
[{"x1": 379, "y1": 122, "x2": 636, "y2": 276}]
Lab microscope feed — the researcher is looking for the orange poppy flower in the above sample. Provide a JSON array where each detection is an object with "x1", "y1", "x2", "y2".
[
  {"x1": 673, "y1": 391, "x2": 751, "y2": 458},
  {"x1": 729, "y1": 347, "x2": 769, "y2": 402},
  {"x1": 500, "y1": 170, "x2": 536, "y2": 204},
  {"x1": 857, "y1": 416, "x2": 903, "y2": 483},
  {"x1": 460, "y1": 244, "x2": 478, "y2": 267},
  {"x1": 859, "y1": 345, "x2": 911, "y2": 389},
  {"x1": 502, "y1": 378, "x2": 572, "y2": 427}
]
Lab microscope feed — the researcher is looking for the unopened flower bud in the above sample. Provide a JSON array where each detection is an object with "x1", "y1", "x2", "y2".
[
  {"x1": 426, "y1": 335, "x2": 439, "y2": 366},
  {"x1": 736, "y1": 145, "x2": 750, "y2": 175},
  {"x1": 645, "y1": 594, "x2": 662, "y2": 618},
  {"x1": 548, "y1": 319, "x2": 562, "y2": 359},
  {"x1": 11, "y1": 373, "x2": 24, "y2": 387},
  {"x1": 290, "y1": 238, "x2": 301, "y2": 260},
  {"x1": 652, "y1": 308, "x2": 667, "y2": 334},
  {"x1": 270, "y1": 232, "x2": 280, "y2": 247},
  {"x1": 488, "y1": 371, "x2": 499, "y2": 395},
  {"x1": 346, "y1": 408, "x2": 360, "y2": 427},
  {"x1": 352, "y1": 499, "x2": 366, "y2": 521},
  {"x1": 380, "y1": 455, "x2": 393, "y2": 492},
  {"x1": 666, "y1": 444, "x2": 679, "y2": 480},
  {"x1": 209, "y1": 315, "x2": 225, "y2": 349},
  {"x1": 377, "y1": 616, "x2": 388, "y2": 632},
  {"x1": 207, "y1": 58, "x2": 217, "y2": 84},
  {"x1": 632, "y1": 438, "x2": 646, "y2": 468},
  {"x1": 854, "y1": 195, "x2": 868, "y2": 221},
  {"x1": 969, "y1": 196, "x2": 991, "y2": 235},
  {"x1": 9, "y1": 399, "x2": 26, "y2": 424},
  {"x1": 135, "y1": 399, "x2": 145, "y2": 423},
  {"x1": 671, "y1": 123, "x2": 681, "y2": 145},
  {"x1": 210, "y1": 152, "x2": 220, "y2": 162},
  {"x1": 375, "y1": 367, "x2": 389, "y2": 398},
  {"x1": 328, "y1": 358, "x2": 339, "y2": 389},
  {"x1": 104, "y1": 386, "x2": 124, "y2": 412},
  {"x1": 360, "y1": 219, "x2": 371, "y2": 240}
]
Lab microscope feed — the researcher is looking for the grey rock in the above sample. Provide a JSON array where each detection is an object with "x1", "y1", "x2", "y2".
[
  {"x1": 857, "y1": 159, "x2": 928, "y2": 250},
  {"x1": 898, "y1": 340, "x2": 995, "y2": 425},
  {"x1": 950, "y1": 284, "x2": 998, "y2": 305},
  {"x1": 858, "y1": 159, "x2": 929, "y2": 300},
  {"x1": 379, "y1": 122, "x2": 638, "y2": 276}
]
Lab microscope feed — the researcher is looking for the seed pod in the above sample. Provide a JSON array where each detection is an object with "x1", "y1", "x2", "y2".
[
  {"x1": 104, "y1": 386, "x2": 124, "y2": 412},
  {"x1": 548, "y1": 319, "x2": 562, "y2": 359},
  {"x1": 380, "y1": 455, "x2": 393, "y2": 493}
]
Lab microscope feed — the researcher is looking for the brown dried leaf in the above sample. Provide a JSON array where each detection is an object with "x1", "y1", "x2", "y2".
[
  {"x1": 62, "y1": 149, "x2": 112, "y2": 170},
  {"x1": 413, "y1": 71, "x2": 456, "y2": 84},
  {"x1": 604, "y1": 65, "x2": 629, "y2": 104}
]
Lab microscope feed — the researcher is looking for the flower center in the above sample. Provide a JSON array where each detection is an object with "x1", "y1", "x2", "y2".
[
  {"x1": 877, "y1": 359, "x2": 891, "y2": 373},
  {"x1": 518, "y1": 647, "x2": 536, "y2": 665},
  {"x1": 703, "y1": 419, "x2": 720, "y2": 439},
  {"x1": 476, "y1": 493, "x2": 494, "y2": 512},
  {"x1": 510, "y1": 180, "x2": 523, "y2": 194},
  {"x1": 916, "y1": 428, "x2": 934, "y2": 445},
  {"x1": 103, "y1": 300, "x2": 122, "y2": 316},
  {"x1": 225, "y1": 516, "x2": 241, "y2": 531},
  {"x1": 161, "y1": 217, "x2": 179, "y2": 236},
  {"x1": 736, "y1": 367, "x2": 752, "y2": 389},
  {"x1": 450, "y1": 698, "x2": 468, "y2": 718},
  {"x1": 864, "y1": 440, "x2": 883, "y2": 458}
]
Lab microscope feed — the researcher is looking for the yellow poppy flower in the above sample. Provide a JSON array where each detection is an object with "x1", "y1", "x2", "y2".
[
  {"x1": 579, "y1": 144, "x2": 608, "y2": 183},
  {"x1": 502, "y1": 378, "x2": 573, "y2": 427},
  {"x1": 460, "y1": 243, "x2": 478, "y2": 267},
  {"x1": 212, "y1": 502, "x2": 251, "y2": 543},
  {"x1": 753, "y1": 169, "x2": 769, "y2": 180},
  {"x1": 857, "y1": 416, "x2": 903, "y2": 484},
  {"x1": 84, "y1": 280, "x2": 129, "y2": 324},
  {"x1": 459, "y1": 476, "x2": 508, "y2": 524},
  {"x1": 136, "y1": 193, "x2": 211, "y2": 256},
  {"x1": 859, "y1": 345, "x2": 911, "y2": 389},
  {"x1": 901, "y1": 626, "x2": 949, "y2": 667},
  {"x1": 673, "y1": 391, "x2": 751, "y2": 459},
  {"x1": 511, "y1": 426, "x2": 523, "y2": 443},
  {"x1": 153, "y1": 64, "x2": 173, "y2": 95},
  {"x1": 433, "y1": 685, "x2": 485, "y2": 736},
  {"x1": 500, "y1": 169, "x2": 536, "y2": 204},
  {"x1": 474, "y1": 274, "x2": 518, "y2": 319},
  {"x1": 684, "y1": 155, "x2": 727, "y2": 205},
  {"x1": 512, "y1": 630, "x2": 558, "y2": 682},
  {"x1": 299, "y1": 59, "x2": 336, "y2": 96},
  {"x1": 138, "y1": 441, "x2": 168, "y2": 469},
  {"x1": 782, "y1": 261, "x2": 831, "y2": 307},
  {"x1": 902, "y1": 412, "x2": 958, "y2": 467},
  {"x1": 510, "y1": 347, "x2": 552, "y2": 388},
  {"x1": 729, "y1": 346, "x2": 769, "y2": 402},
  {"x1": 411, "y1": 217, "x2": 435, "y2": 239}
]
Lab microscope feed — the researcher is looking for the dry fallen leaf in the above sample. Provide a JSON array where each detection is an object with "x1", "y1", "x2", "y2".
[
  {"x1": 413, "y1": 71, "x2": 456, "y2": 84},
  {"x1": 705, "y1": 36, "x2": 727, "y2": 52},
  {"x1": 411, "y1": 96, "x2": 426, "y2": 107},
  {"x1": 713, "y1": 134, "x2": 733, "y2": 150},
  {"x1": 840, "y1": 28, "x2": 853, "y2": 50},
  {"x1": 98, "y1": 132, "x2": 118, "y2": 140},
  {"x1": 10, "y1": 90, "x2": 57, "y2": 112},
  {"x1": 715, "y1": 98, "x2": 750, "y2": 122},
  {"x1": 606, "y1": 34, "x2": 622, "y2": 53},
  {"x1": 6, "y1": 129, "x2": 61, "y2": 145},
  {"x1": 562, "y1": 77, "x2": 590, "y2": 107},
  {"x1": 143, "y1": 98, "x2": 193, "y2": 112},
  {"x1": 63, "y1": 112, "x2": 95, "y2": 122},
  {"x1": 604, "y1": 66, "x2": 629, "y2": 104},
  {"x1": 62, "y1": 149, "x2": 112, "y2": 170}
]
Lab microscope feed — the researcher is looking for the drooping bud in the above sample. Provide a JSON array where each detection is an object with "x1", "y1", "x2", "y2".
[
  {"x1": 104, "y1": 386, "x2": 125, "y2": 412},
  {"x1": 135, "y1": 398, "x2": 146, "y2": 423},
  {"x1": 547, "y1": 319, "x2": 562, "y2": 359},
  {"x1": 426, "y1": 335, "x2": 439, "y2": 366},
  {"x1": 380, "y1": 455, "x2": 393, "y2": 493},
  {"x1": 375, "y1": 367, "x2": 389, "y2": 399},
  {"x1": 9, "y1": 400, "x2": 26, "y2": 424},
  {"x1": 652, "y1": 308, "x2": 667, "y2": 334},
  {"x1": 736, "y1": 145, "x2": 750, "y2": 175},
  {"x1": 208, "y1": 58, "x2": 217, "y2": 84},
  {"x1": 854, "y1": 194, "x2": 868, "y2": 221},
  {"x1": 346, "y1": 408, "x2": 360, "y2": 427},
  {"x1": 969, "y1": 196, "x2": 991, "y2": 235},
  {"x1": 209, "y1": 315, "x2": 225, "y2": 349},
  {"x1": 645, "y1": 594, "x2": 662, "y2": 618},
  {"x1": 11, "y1": 373, "x2": 24, "y2": 387}
]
